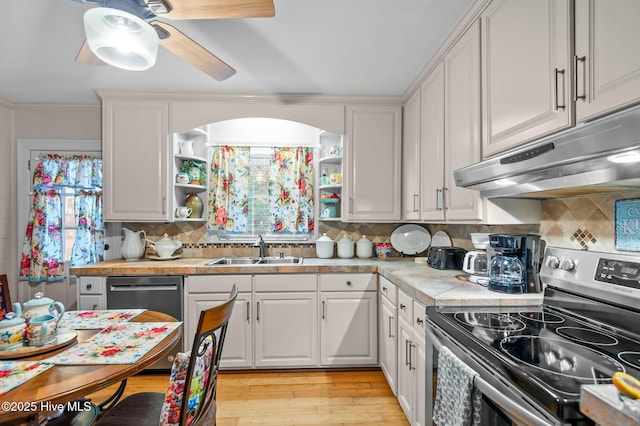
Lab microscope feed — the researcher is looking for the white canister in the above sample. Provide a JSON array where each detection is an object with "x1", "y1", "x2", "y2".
[
  {"x1": 337, "y1": 234, "x2": 354, "y2": 259},
  {"x1": 315, "y1": 233, "x2": 334, "y2": 259},
  {"x1": 356, "y1": 235, "x2": 373, "y2": 258}
]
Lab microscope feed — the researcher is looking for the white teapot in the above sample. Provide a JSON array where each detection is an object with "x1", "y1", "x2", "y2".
[
  {"x1": 13, "y1": 292, "x2": 65, "y2": 321},
  {"x1": 148, "y1": 233, "x2": 182, "y2": 258}
]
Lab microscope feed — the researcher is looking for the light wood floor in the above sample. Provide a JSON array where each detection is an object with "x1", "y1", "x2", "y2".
[{"x1": 87, "y1": 369, "x2": 409, "y2": 426}]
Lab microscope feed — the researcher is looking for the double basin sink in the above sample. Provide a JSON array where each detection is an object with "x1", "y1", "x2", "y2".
[{"x1": 206, "y1": 256, "x2": 304, "y2": 266}]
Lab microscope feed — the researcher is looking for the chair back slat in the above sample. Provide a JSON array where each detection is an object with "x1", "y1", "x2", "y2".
[{"x1": 180, "y1": 284, "x2": 237, "y2": 425}]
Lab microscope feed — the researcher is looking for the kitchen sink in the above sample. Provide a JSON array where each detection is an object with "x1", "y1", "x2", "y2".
[{"x1": 205, "y1": 256, "x2": 304, "y2": 266}]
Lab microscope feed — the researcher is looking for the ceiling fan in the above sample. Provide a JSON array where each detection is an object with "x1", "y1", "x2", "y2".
[{"x1": 71, "y1": 0, "x2": 275, "y2": 80}]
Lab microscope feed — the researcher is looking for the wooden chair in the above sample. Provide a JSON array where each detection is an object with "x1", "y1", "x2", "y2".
[
  {"x1": 97, "y1": 284, "x2": 237, "y2": 426},
  {"x1": 0, "y1": 274, "x2": 11, "y2": 317}
]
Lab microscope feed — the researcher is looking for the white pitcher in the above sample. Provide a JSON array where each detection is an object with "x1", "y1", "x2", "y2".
[{"x1": 121, "y1": 228, "x2": 146, "y2": 261}]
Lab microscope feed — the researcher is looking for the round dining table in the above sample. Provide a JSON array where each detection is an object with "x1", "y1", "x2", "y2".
[{"x1": 0, "y1": 310, "x2": 181, "y2": 425}]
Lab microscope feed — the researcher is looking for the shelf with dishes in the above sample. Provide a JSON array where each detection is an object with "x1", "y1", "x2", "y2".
[
  {"x1": 172, "y1": 126, "x2": 209, "y2": 222},
  {"x1": 318, "y1": 131, "x2": 343, "y2": 221}
]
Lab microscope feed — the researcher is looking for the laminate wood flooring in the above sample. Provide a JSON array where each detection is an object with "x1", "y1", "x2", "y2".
[{"x1": 86, "y1": 369, "x2": 409, "y2": 426}]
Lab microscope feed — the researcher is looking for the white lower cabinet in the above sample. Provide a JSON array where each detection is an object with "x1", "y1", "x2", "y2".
[
  {"x1": 253, "y1": 274, "x2": 318, "y2": 367},
  {"x1": 397, "y1": 290, "x2": 427, "y2": 426},
  {"x1": 319, "y1": 273, "x2": 378, "y2": 366},
  {"x1": 186, "y1": 273, "x2": 381, "y2": 370},
  {"x1": 185, "y1": 275, "x2": 253, "y2": 368},
  {"x1": 379, "y1": 277, "x2": 398, "y2": 395},
  {"x1": 77, "y1": 276, "x2": 106, "y2": 310}
]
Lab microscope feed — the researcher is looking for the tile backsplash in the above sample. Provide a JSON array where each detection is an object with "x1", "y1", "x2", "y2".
[{"x1": 122, "y1": 191, "x2": 640, "y2": 258}]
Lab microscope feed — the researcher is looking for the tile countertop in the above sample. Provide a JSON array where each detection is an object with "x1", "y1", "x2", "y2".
[{"x1": 70, "y1": 257, "x2": 543, "y2": 307}]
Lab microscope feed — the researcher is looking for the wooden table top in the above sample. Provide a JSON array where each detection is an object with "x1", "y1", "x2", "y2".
[{"x1": 0, "y1": 310, "x2": 181, "y2": 425}]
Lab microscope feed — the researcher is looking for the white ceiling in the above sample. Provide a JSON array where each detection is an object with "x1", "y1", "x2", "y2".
[{"x1": 0, "y1": 0, "x2": 473, "y2": 104}]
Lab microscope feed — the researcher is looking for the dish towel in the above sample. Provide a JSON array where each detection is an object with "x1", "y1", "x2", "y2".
[{"x1": 433, "y1": 346, "x2": 483, "y2": 426}]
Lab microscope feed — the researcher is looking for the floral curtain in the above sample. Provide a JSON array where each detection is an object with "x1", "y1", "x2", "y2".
[
  {"x1": 208, "y1": 146, "x2": 251, "y2": 232},
  {"x1": 20, "y1": 155, "x2": 103, "y2": 282},
  {"x1": 269, "y1": 147, "x2": 315, "y2": 233}
]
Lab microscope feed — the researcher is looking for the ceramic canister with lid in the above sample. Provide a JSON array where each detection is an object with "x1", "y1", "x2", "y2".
[
  {"x1": 356, "y1": 235, "x2": 373, "y2": 258},
  {"x1": 337, "y1": 234, "x2": 354, "y2": 259},
  {"x1": 315, "y1": 233, "x2": 334, "y2": 259}
]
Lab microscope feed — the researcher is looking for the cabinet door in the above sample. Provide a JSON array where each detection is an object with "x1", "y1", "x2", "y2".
[
  {"x1": 320, "y1": 291, "x2": 377, "y2": 366},
  {"x1": 420, "y1": 64, "x2": 446, "y2": 221},
  {"x1": 576, "y1": 0, "x2": 640, "y2": 121},
  {"x1": 397, "y1": 316, "x2": 414, "y2": 422},
  {"x1": 444, "y1": 20, "x2": 483, "y2": 221},
  {"x1": 103, "y1": 100, "x2": 169, "y2": 221},
  {"x1": 254, "y1": 292, "x2": 318, "y2": 367},
  {"x1": 345, "y1": 105, "x2": 402, "y2": 221},
  {"x1": 413, "y1": 331, "x2": 426, "y2": 426},
  {"x1": 187, "y1": 293, "x2": 253, "y2": 369},
  {"x1": 402, "y1": 90, "x2": 422, "y2": 221},
  {"x1": 481, "y1": 0, "x2": 572, "y2": 157},
  {"x1": 379, "y1": 294, "x2": 397, "y2": 395}
]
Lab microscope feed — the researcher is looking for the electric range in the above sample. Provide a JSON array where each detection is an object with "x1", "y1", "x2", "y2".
[{"x1": 426, "y1": 247, "x2": 640, "y2": 425}]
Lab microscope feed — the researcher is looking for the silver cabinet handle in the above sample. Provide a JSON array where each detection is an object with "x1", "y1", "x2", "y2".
[
  {"x1": 416, "y1": 317, "x2": 424, "y2": 326},
  {"x1": 405, "y1": 339, "x2": 411, "y2": 366},
  {"x1": 162, "y1": 196, "x2": 166, "y2": 215},
  {"x1": 400, "y1": 303, "x2": 405, "y2": 310},
  {"x1": 435, "y1": 189, "x2": 442, "y2": 211},
  {"x1": 443, "y1": 187, "x2": 448, "y2": 210},
  {"x1": 409, "y1": 342, "x2": 415, "y2": 370},
  {"x1": 388, "y1": 316, "x2": 394, "y2": 338},
  {"x1": 382, "y1": 286, "x2": 387, "y2": 293},
  {"x1": 554, "y1": 68, "x2": 566, "y2": 110},
  {"x1": 574, "y1": 56, "x2": 587, "y2": 101},
  {"x1": 256, "y1": 301, "x2": 260, "y2": 322},
  {"x1": 349, "y1": 197, "x2": 353, "y2": 214},
  {"x1": 322, "y1": 300, "x2": 326, "y2": 319},
  {"x1": 246, "y1": 301, "x2": 250, "y2": 323},
  {"x1": 413, "y1": 194, "x2": 419, "y2": 212}
]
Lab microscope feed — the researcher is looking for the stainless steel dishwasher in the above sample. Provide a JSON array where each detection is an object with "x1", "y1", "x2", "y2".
[{"x1": 106, "y1": 275, "x2": 183, "y2": 370}]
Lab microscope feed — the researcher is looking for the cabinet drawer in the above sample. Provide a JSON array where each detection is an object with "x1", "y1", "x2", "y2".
[
  {"x1": 319, "y1": 273, "x2": 376, "y2": 292},
  {"x1": 413, "y1": 300, "x2": 426, "y2": 334},
  {"x1": 397, "y1": 290, "x2": 414, "y2": 325},
  {"x1": 378, "y1": 276, "x2": 397, "y2": 305},
  {"x1": 254, "y1": 274, "x2": 317, "y2": 292},
  {"x1": 79, "y1": 277, "x2": 105, "y2": 295},
  {"x1": 187, "y1": 275, "x2": 252, "y2": 293}
]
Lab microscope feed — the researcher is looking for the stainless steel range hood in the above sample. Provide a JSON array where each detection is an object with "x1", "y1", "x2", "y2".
[{"x1": 454, "y1": 106, "x2": 640, "y2": 198}]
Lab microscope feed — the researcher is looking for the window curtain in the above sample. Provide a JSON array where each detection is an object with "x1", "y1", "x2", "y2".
[
  {"x1": 208, "y1": 146, "x2": 251, "y2": 232},
  {"x1": 269, "y1": 147, "x2": 315, "y2": 233},
  {"x1": 20, "y1": 155, "x2": 103, "y2": 282}
]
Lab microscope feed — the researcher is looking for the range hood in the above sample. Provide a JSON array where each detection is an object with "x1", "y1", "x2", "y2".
[{"x1": 454, "y1": 106, "x2": 640, "y2": 198}]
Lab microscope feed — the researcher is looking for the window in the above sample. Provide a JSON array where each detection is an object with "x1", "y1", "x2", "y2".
[
  {"x1": 208, "y1": 146, "x2": 315, "y2": 242},
  {"x1": 20, "y1": 152, "x2": 103, "y2": 282}
]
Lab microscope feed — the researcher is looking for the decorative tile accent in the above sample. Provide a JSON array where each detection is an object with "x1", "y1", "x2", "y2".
[{"x1": 569, "y1": 228, "x2": 597, "y2": 250}]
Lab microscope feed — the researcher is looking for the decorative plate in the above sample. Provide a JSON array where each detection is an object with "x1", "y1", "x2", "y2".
[
  {"x1": 431, "y1": 230, "x2": 452, "y2": 247},
  {"x1": 390, "y1": 224, "x2": 431, "y2": 255}
]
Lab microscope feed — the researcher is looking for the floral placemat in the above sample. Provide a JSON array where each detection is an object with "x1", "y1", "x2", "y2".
[
  {"x1": 43, "y1": 322, "x2": 182, "y2": 365},
  {"x1": 58, "y1": 309, "x2": 147, "y2": 331},
  {"x1": 0, "y1": 361, "x2": 53, "y2": 395}
]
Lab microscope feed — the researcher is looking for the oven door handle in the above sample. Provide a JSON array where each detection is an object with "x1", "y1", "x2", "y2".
[{"x1": 427, "y1": 325, "x2": 556, "y2": 426}]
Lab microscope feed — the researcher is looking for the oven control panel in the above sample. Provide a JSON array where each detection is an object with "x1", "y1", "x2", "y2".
[{"x1": 595, "y1": 258, "x2": 640, "y2": 289}]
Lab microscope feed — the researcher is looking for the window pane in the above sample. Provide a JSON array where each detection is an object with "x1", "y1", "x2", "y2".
[
  {"x1": 63, "y1": 193, "x2": 76, "y2": 228},
  {"x1": 64, "y1": 229, "x2": 76, "y2": 262}
]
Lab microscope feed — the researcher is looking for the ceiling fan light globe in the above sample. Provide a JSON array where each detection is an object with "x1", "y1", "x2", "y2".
[{"x1": 83, "y1": 7, "x2": 158, "y2": 71}]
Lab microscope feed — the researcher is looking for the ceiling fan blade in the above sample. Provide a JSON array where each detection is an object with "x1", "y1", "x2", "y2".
[
  {"x1": 157, "y1": 0, "x2": 274, "y2": 20},
  {"x1": 151, "y1": 20, "x2": 236, "y2": 81},
  {"x1": 75, "y1": 40, "x2": 105, "y2": 65}
]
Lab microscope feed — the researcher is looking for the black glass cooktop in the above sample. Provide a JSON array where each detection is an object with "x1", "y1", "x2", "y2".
[{"x1": 441, "y1": 305, "x2": 640, "y2": 396}]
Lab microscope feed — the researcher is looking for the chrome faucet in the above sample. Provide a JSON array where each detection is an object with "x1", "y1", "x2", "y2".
[{"x1": 254, "y1": 234, "x2": 267, "y2": 258}]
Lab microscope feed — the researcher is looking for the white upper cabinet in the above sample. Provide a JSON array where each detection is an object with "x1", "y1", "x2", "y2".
[
  {"x1": 102, "y1": 99, "x2": 169, "y2": 222},
  {"x1": 345, "y1": 105, "x2": 402, "y2": 222},
  {"x1": 575, "y1": 0, "x2": 640, "y2": 121},
  {"x1": 481, "y1": 0, "x2": 573, "y2": 157},
  {"x1": 444, "y1": 19, "x2": 483, "y2": 221},
  {"x1": 401, "y1": 90, "x2": 422, "y2": 221}
]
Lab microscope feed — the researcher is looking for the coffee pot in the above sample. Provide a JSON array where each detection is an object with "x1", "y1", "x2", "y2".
[
  {"x1": 488, "y1": 234, "x2": 542, "y2": 293},
  {"x1": 148, "y1": 233, "x2": 182, "y2": 258},
  {"x1": 463, "y1": 250, "x2": 489, "y2": 281}
]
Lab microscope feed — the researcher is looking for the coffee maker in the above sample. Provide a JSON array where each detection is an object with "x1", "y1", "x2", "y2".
[{"x1": 488, "y1": 234, "x2": 543, "y2": 293}]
